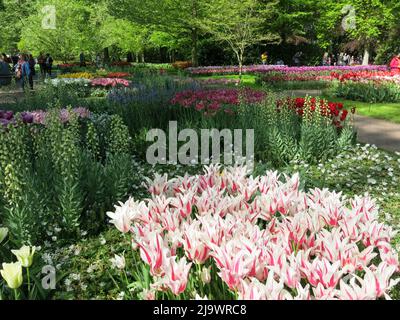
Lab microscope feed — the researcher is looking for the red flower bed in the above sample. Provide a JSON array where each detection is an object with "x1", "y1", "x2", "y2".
[
  {"x1": 106, "y1": 72, "x2": 131, "y2": 78},
  {"x1": 330, "y1": 71, "x2": 398, "y2": 82},
  {"x1": 171, "y1": 88, "x2": 266, "y2": 115}
]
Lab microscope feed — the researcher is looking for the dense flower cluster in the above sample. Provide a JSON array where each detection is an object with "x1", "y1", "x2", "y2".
[
  {"x1": 170, "y1": 88, "x2": 265, "y2": 115},
  {"x1": 107, "y1": 165, "x2": 399, "y2": 300},
  {"x1": 91, "y1": 78, "x2": 131, "y2": 88},
  {"x1": 187, "y1": 65, "x2": 388, "y2": 76},
  {"x1": 0, "y1": 108, "x2": 91, "y2": 127}
]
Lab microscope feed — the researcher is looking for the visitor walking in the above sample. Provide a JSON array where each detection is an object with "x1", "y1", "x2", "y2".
[
  {"x1": 37, "y1": 52, "x2": 46, "y2": 77},
  {"x1": 2, "y1": 53, "x2": 12, "y2": 65},
  {"x1": 0, "y1": 55, "x2": 12, "y2": 86},
  {"x1": 292, "y1": 51, "x2": 303, "y2": 67},
  {"x1": 28, "y1": 54, "x2": 36, "y2": 75},
  {"x1": 261, "y1": 52, "x2": 268, "y2": 65},
  {"x1": 45, "y1": 53, "x2": 53, "y2": 77},
  {"x1": 390, "y1": 53, "x2": 400, "y2": 74},
  {"x1": 322, "y1": 52, "x2": 329, "y2": 66},
  {"x1": 18, "y1": 54, "x2": 32, "y2": 91}
]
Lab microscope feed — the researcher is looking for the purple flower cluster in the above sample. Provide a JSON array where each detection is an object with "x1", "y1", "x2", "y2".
[
  {"x1": 0, "y1": 110, "x2": 34, "y2": 127},
  {"x1": 187, "y1": 65, "x2": 389, "y2": 75},
  {"x1": 0, "y1": 108, "x2": 91, "y2": 128}
]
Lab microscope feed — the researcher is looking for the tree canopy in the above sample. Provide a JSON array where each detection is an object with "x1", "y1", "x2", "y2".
[{"x1": 0, "y1": 0, "x2": 398, "y2": 65}]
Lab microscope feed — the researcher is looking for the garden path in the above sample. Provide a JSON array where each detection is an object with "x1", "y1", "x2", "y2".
[{"x1": 353, "y1": 115, "x2": 400, "y2": 152}]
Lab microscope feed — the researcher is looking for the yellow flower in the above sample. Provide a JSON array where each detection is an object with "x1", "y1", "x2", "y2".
[
  {"x1": 58, "y1": 72, "x2": 94, "y2": 79},
  {"x1": 11, "y1": 246, "x2": 36, "y2": 268},
  {"x1": 0, "y1": 262, "x2": 23, "y2": 289},
  {"x1": 0, "y1": 227, "x2": 8, "y2": 244}
]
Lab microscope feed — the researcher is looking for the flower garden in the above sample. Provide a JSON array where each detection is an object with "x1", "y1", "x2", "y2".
[
  {"x1": 0, "y1": 62, "x2": 399, "y2": 301},
  {"x1": 1, "y1": 0, "x2": 400, "y2": 304}
]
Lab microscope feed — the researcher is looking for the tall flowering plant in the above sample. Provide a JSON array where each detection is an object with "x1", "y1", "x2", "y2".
[
  {"x1": 280, "y1": 97, "x2": 354, "y2": 128},
  {"x1": 107, "y1": 165, "x2": 399, "y2": 300}
]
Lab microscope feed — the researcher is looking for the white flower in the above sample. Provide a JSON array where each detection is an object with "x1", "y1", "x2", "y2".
[
  {"x1": 11, "y1": 246, "x2": 36, "y2": 268},
  {"x1": 110, "y1": 254, "x2": 126, "y2": 270}
]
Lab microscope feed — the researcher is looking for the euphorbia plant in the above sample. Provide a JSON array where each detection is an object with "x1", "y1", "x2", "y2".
[{"x1": 107, "y1": 165, "x2": 399, "y2": 300}]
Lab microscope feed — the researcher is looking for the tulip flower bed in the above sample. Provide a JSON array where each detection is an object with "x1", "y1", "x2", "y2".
[
  {"x1": 170, "y1": 88, "x2": 266, "y2": 114},
  {"x1": 58, "y1": 72, "x2": 95, "y2": 79},
  {"x1": 106, "y1": 72, "x2": 131, "y2": 78},
  {"x1": 105, "y1": 165, "x2": 399, "y2": 300},
  {"x1": 91, "y1": 78, "x2": 131, "y2": 88},
  {"x1": 187, "y1": 65, "x2": 388, "y2": 76}
]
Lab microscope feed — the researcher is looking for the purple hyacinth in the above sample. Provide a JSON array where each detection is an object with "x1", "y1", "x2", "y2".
[
  {"x1": 0, "y1": 110, "x2": 14, "y2": 120},
  {"x1": 21, "y1": 112, "x2": 34, "y2": 124}
]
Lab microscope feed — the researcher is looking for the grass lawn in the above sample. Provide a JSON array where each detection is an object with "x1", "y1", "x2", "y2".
[
  {"x1": 195, "y1": 74, "x2": 261, "y2": 88},
  {"x1": 323, "y1": 96, "x2": 400, "y2": 124}
]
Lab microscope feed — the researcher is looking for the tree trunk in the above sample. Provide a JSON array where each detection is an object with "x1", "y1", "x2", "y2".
[
  {"x1": 103, "y1": 47, "x2": 110, "y2": 64},
  {"x1": 141, "y1": 52, "x2": 145, "y2": 63},
  {"x1": 135, "y1": 53, "x2": 139, "y2": 63},
  {"x1": 362, "y1": 47, "x2": 370, "y2": 65},
  {"x1": 127, "y1": 52, "x2": 133, "y2": 63},
  {"x1": 237, "y1": 49, "x2": 244, "y2": 81},
  {"x1": 191, "y1": 28, "x2": 198, "y2": 67}
]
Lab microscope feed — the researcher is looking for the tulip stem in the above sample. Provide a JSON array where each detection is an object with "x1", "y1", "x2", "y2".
[
  {"x1": 27, "y1": 267, "x2": 31, "y2": 299},
  {"x1": 14, "y1": 289, "x2": 19, "y2": 300}
]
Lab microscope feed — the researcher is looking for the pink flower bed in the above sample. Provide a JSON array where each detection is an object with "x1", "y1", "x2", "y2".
[
  {"x1": 91, "y1": 78, "x2": 131, "y2": 87},
  {"x1": 187, "y1": 65, "x2": 388, "y2": 75},
  {"x1": 107, "y1": 166, "x2": 399, "y2": 300},
  {"x1": 171, "y1": 89, "x2": 265, "y2": 115}
]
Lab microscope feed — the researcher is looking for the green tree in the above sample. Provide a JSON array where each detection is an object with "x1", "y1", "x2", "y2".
[
  {"x1": 108, "y1": 0, "x2": 210, "y2": 66},
  {"x1": 19, "y1": 0, "x2": 95, "y2": 61},
  {"x1": 204, "y1": 0, "x2": 279, "y2": 75},
  {"x1": 0, "y1": 0, "x2": 36, "y2": 52}
]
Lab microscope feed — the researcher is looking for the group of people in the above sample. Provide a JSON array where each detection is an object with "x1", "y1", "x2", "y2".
[
  {"x1": 322, "y1": 52, "x2": 360, "y2": 66},
  {"x1": 0, "y1": 52, "x2": 53, "y2": 90}
]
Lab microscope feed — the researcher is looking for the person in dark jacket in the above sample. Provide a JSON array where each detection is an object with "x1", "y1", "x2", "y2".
[
  {"x1": 80, "y1": 52, "x2": 86, "y2": 67},
  {"x1": 28, "y1": 54, "x2": 36, "y2": 88},
  {"x1": 20, "y1": 54, "x2": 32, "y2": 90},
  {"x1": 45, "y1": 53, "x2": 53, "y2": 77},
  {"x1": 0, "y1": 55, "x2": 12, "y2": 86}
]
